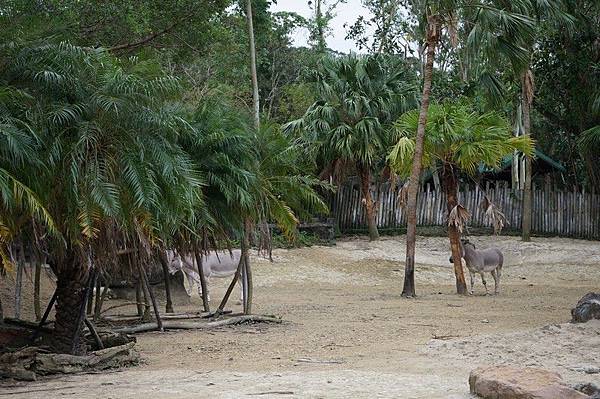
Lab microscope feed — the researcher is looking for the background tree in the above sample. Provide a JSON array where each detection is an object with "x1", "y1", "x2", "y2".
[{"x1": 285, "y1": 54, "x2": 417, "y2": 240}]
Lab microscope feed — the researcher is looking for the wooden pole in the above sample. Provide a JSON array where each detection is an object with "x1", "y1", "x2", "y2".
[
  {"x1": 214, "y1": 255, "x2": 245, "y2": 317},
  {"x1": 137, "y1": 260, "x2": 163, "y2": 332},
  {"x1": 30, "y1": 288, "x2": 57, "y2": 342},
  {"x1": 84, "y1": 317, "x2": 104, "y2": 349}
]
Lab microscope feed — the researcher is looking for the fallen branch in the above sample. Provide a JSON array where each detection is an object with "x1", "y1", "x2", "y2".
[
  {"x1": 103, "y1": 312, "x2": 204, "y2": 322},
  {"x1": 0, "y1": 343, "x2": 139, "y2": 381},
  {"x1": 296, "y1": 359, "x2": 343, "y2": 364},
  {"x1": 113, "y1": 315, "x2": 282, "y2": 334}
]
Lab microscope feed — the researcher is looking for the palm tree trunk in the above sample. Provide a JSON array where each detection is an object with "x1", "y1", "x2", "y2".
[
  {"x1": 135, "y1": 281, "x2": 144, "y2": 317},
  {"x1": 52, "y1": 253, "x2": 91, "y2": 355},
  {"x1": 521, "y1": 70, "x2": 533, "y2": 242},
  {"x1": 193, "y1": 249, "x2": 210, "y2": 313},
  {"x1": 242, "y1": 220, "x2": 253, "y2": 314},
  {"x1": 357, "y1": 164, "x2": 379, "y2": 241},
  {"x1": 402, "y1": 15, "x2": 440, "y2": 297},
  {"x1": 246, "y1": 0, "x2": 260, "y2": 130},
  {"x1": 158, "y1": 251, "x2": 174, "y2": 313},
  {"x1": 14, "y1": 243, "x2": 24, "y2": 319},
  {"x1": 0, "y1": 292, "x2": 4, "y2": 324},
  {"x1": 442, "y1": 163, "x2": 468, "y2": 295},
  {"x1": 34, "y1": 257, "x2": 42, "y2": 321}
]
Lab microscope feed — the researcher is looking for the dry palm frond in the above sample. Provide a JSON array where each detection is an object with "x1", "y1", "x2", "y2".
[
  {"x1": 480, "y1": 196, "x2": 508, "y2": 235},
  {"x1": 448, "y1": 204, "x2": 471, "y2": 233},
  {"x1": 397, "y1": 179, "x2": 410, "y2": 208}
]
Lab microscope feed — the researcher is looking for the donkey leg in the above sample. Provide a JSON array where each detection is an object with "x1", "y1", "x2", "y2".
[
  {"x1": 491, "y1": 270, "x2": 499, "y2": 295},
  {"x1": 469, "y1": 270, "x2": 475, "y2": 295},
  {"x1": 480, "y1": 273, "x2": 489, "y2": 295}
]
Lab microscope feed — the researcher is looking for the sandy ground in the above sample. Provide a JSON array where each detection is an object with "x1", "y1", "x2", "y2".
[{"x1": 1, "y1": 235, "x2": 600, "y2": 398}]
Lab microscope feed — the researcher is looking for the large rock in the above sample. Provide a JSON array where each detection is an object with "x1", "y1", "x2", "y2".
[
  {"x1": 469, "y1": 366, "x2": 589, "y2": 399},
  {"x1": 571, "y1": 293, "x2": 600, "y2": 323}
]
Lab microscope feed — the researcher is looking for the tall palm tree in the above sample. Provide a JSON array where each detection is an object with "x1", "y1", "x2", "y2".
[
  {"x1": 389, "y1": 103, "x2": 534, "y2": 294},
  {"x1": 285, "y1": 53, "x2": 417, "y2": 241},
  {"x1": 2, "y1": 42, "x2": 201, "y2": 354}
]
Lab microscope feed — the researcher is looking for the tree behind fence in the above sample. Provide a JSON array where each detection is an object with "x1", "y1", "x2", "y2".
[{"x1": 333, "y1": 180, "x2": 600, "y2": 240}]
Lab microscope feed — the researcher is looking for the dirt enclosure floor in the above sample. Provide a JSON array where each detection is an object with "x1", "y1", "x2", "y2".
[{"x1": 1, "y1": 235, "x2": 600, "y2": 398}]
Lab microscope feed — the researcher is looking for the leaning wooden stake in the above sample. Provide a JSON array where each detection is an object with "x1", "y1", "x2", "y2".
[
  {"x1": 194, "y1": 249, "x2": 210, "y2": 313},
  {"x1": 214, "y1": 255, "x2": 245, "y2": 317},
  {"x1": 137, "y1": 260, "x2": 163, "y2": 332},
  {"x1": 30, "y1": 289, "x2": 57, "y2": 342},
  {"x1": 84, "y1": 317, "x2": 104, "y2": 349}
]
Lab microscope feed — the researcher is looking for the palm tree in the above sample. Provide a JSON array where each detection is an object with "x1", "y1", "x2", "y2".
[
  {"x1": 2, "y1": 42, "x2": 201, "y2": 354},
  {"x1": 182, "y1": 98, "x2": 330, "y2": 314},
  {"x1": 399, "y1": 0, "x2": 539, "y2": 296},
  {"x1": 285, "y1": 53, "x2": 417, "y2": 241},
  {"x1": 389, "y1": 103, "x2": 534, "y2": 294}
]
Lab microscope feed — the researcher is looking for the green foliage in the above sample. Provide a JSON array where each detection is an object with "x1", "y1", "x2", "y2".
[
  {"x1": 285, "y1": 53, "x2": 418, "y2": 174},
  {"x1": 389, "y1": 103, "x2": 535, "y2": 177}
]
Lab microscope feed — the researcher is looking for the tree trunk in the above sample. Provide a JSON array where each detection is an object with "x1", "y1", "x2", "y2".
[
  {"x1": 52, "y1": 253, "x2": 91, "y2": 355},
  {"x1": 442, "y1": 164, "x2": 468, "y2": 295},
  {"x1": 135, "y1": 281, "x2": 144, "y2": 318},
  {"x1": 521, "y1": 70, "x2": 533, "y2": 242},
  {"x1": 14, "y1": 244, "x2": 24, "y2": 319},
  {"x1": 158, "y1": 252, "x2": 174, "y2": 313},
  {"x1": 0, "y1": 292, "x2": 4, "y2": 324},
  {"x1": 193, "y1": 249, "x2": 210, "y2": 313},
  {"x1": 34, "y1": 259, "x2": 41, "y2": 321},
  {"x1": 357, "y1": 164, "x2": 379, "y2": 241},
  {"x1": 402, "y1": 15, "x2": 439, "y2": 297},
  {"x1": 246, "y1": 0, "x2": 260, "y2": 130},
  {"x1": 242, "y1": 220, "x2": 253, "y2": 314},
  {"x1": 315, "y1": 0, "x2": 326, "y2": 53}
]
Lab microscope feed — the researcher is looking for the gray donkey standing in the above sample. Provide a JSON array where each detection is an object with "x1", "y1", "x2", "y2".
[{"x1": 449, "y1": 239, "x2": 504, "y2": 295}]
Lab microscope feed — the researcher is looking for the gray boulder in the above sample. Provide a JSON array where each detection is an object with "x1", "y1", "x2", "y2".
[{"x1": 571, "y1": 293, "x2": 600, "y2": 323}]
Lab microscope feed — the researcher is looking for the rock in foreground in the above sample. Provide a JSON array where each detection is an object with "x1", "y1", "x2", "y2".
[
  {"x1": 572, "y1": 293, "x2": 600, "y2": 323},
  {"x1": 469, "y1": 366, "x2": 589, "y2": 399}
]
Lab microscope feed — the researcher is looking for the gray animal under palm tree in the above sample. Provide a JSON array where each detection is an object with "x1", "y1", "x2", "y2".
[{"x1": 449, "y1": 239, "x2": 504, "y2": 295}]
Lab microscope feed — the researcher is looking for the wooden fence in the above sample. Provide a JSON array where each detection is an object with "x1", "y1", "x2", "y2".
[{"x1": 332, "y1": 180, "x2": 600, "y2": 240}]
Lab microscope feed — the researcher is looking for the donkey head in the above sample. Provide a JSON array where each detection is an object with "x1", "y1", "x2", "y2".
[{"x1": 449, "y1": 239, "x2": 473, "y2": 263}]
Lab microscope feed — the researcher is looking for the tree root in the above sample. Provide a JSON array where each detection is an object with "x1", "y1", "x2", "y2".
[{"x1": 113, "y1": 314, "x2": 282, "y2": 334}]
